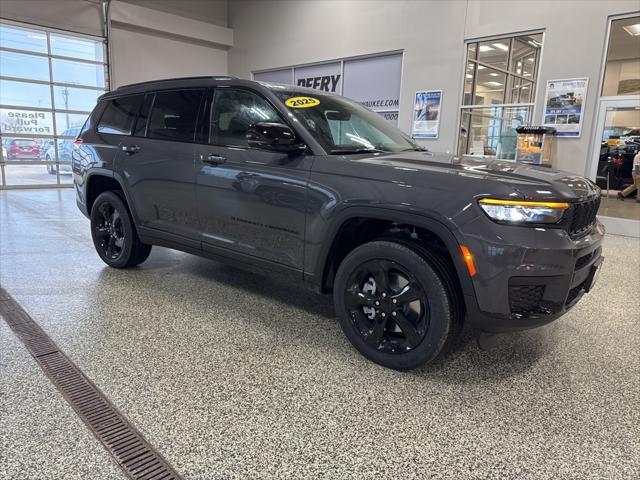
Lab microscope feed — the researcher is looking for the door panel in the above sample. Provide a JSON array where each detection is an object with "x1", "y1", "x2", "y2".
[
  {"x1": 119, "y1": 137, "x2": 199, "y2": 241},
  {"x1": 195, "y1": 87, "x2": 312, "y2": 269},
  {"x1": 117, "y1": 89, "x2": 204, "y2": 243}
]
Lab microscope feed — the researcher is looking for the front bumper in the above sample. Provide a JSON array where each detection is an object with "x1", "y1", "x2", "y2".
[{"x1": 461, "y1": 216, "x2": 605, "y2": 333}]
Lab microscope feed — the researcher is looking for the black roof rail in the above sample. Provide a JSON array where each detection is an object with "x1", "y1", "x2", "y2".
[{"x1": 115, "y1": 75, "x2": 238, "y2": 90}]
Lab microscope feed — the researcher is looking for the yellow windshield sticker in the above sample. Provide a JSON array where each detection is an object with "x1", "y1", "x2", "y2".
[{"x1": 285, "y1": 96, "x2": 320, "y2": 108}]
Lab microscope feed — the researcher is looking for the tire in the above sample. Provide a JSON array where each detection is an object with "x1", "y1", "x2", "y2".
[
  {"x1": 90, "y1": 191, "x2": 152, "y2": 268},
  {"x1": 333, "y1": 240, "x2": 461, "y2": 370}
]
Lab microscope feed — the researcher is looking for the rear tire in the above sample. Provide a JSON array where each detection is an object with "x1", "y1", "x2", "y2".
[
  {"x1": 333, "y1": 240, "x2": 460, "y2": 370},
  {"x1": 90, "y1": 191, "x2": 151, "y2": 268}
]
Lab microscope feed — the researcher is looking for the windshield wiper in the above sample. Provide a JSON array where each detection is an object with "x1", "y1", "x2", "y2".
[
  {"x1": 400, "y1": 147, "x2": 429, "y2": 152},
  {"x1": 329, "y1": 148, "x2": 386, "y2": 155}
]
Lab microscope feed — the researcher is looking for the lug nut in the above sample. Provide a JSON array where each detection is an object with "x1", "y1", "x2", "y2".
[
  {"x1": 392, "y1": 312, "x2": 397, "y2": 317},
  {"x1": 375, "y1": 301, "x2": 380, "y2": 306},
  {"x1": 382, "y1": 292, "x2": 387, "y2": 298},
  {"x1": 381, "y1": 312, "x2": 386, "y2": 317},
  {"x1": 392, "y1": 299, "x2": 397, "y2": 304}
]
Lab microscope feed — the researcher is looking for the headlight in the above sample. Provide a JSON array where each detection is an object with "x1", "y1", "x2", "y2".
[{"x1": 478, "y1": 198, "x2": 569, "y2": 224}]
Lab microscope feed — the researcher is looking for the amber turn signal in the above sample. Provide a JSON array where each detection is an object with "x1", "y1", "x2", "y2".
[{"x1": 460, "y1": 245, "x2": 477, "y2": 277}]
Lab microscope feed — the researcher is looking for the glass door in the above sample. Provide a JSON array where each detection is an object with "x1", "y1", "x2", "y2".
[{"x1": 589, "y1": 97, "x2": 640, "y2": 221}]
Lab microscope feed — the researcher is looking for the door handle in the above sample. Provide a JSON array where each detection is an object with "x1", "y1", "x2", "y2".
[
  {"x1": 121, "y1": 144, "x2": 140, "y2": 154},
  {"x1": 202, "y1": 153, "x2": 226, "y2": 166}
]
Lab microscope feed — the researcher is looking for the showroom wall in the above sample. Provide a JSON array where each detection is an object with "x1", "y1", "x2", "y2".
[
  {"x1": 0, "y1": 0, "x2": 232, "y2": 88},
  {"x1": 228, "y1": 0, "x2": 639, "y2": 175}
]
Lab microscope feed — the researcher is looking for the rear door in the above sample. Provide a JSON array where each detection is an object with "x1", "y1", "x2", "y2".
[
  {"x1": 194, "y1": 87, "x2": 312, "y2": 269},
  {"x1": 118, "y1": 89, "x2": 205, "y2": 246}
]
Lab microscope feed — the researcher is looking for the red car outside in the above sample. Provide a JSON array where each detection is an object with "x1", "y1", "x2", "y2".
[{"x1": 7, "y1": 139, "x2": 41, "y2": 160}]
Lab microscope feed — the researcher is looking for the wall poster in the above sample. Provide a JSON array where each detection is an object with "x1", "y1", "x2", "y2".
[
  {"x1": 542, "y1": 78, "x2": 589, "y2": 137},
  {"x1": 411, "y1": 90, "x2": 442, "y2": 139}
]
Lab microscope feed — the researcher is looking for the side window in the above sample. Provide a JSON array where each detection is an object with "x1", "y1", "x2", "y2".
[
  {"x1": 209, "y1": 89, "x2": 282, "y2": 148},
  {"x1": 97, "y1": 95, "x2": 143, "y2": 135},
  {"x1": 147, "y1": 89, "x2": 204, "y2": 142}
]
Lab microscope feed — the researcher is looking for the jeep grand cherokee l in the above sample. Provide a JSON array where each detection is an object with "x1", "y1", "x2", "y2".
[{"x1": 73, "y1": 76, "x2": 604, "y2": 370}]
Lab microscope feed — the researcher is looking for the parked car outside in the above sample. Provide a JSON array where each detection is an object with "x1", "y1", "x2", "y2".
[
  {"x1": 6, "y1": 139, "x2": 40, "y2": 160},
  {"x1": 45, "y1": 127, "x2": 81, "y2": 174},
  {"x1": 73, "y1": 77, "x2": 604, "y2": 370}
]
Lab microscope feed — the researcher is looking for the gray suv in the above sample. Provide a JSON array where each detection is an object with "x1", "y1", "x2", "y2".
[{"x1": 73, "y1": 76, "x2": 604, "y2": 370}]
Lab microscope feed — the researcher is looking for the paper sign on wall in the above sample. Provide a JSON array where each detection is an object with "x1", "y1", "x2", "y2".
[
  {"x1": 542, "y1": 78, "x2": 589, "y2": 138},
  {"x1": 411, "y1": 90, "x2": 442, "y2": 139}
]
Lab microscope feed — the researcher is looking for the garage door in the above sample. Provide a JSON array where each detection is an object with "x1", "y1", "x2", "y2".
[{"x1": 0, "y1": 21, "x2": 107, "y2": 188}]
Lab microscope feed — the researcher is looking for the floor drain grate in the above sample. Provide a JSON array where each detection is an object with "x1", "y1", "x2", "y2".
[{"x1": 0, "y1": 288, "x2": 183, "y2": 480}]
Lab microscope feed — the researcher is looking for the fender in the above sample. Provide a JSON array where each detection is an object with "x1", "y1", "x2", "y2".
[{"x1": 306, "y1": 205, "x2": 476, "y2": 299}]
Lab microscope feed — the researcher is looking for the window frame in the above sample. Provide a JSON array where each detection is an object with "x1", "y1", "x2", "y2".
[{"x1": 457, "y1": 30, "x2": 545, "y2": 159}]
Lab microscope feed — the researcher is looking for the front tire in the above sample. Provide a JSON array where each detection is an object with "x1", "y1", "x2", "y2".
[
  {"x1": 333, "y1": 240, "x2": 460, "y2": 370},
  {"x1": 90, "y1": 191, "x2": 152, "y2": 268}
]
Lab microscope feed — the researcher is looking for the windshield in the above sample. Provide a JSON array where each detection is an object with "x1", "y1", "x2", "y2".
[{"x1": 273, "y1": 90, "x2": 421, "y2": 154}]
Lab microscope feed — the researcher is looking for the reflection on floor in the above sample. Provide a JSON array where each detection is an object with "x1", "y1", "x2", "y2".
[
  {"x1": 1, "y1": 189, "x2": 639, "y2": 480},
  {"x1": 599, "y1": 190, "x2": 640, "y2": 220}
]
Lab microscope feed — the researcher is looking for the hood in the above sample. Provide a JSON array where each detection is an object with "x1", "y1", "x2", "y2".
[{"x1": 350, "y1": 151, "x2": 599, "y2": 202}]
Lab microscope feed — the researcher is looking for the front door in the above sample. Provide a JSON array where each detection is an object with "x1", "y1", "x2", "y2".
[
  {"x1": 588, "y1": 96, "x2": 640, "y2": 226},
  {"x1": 194, "y1": 87, "x2": 312, "y2": 270},
  {"x1": 119, "y1": 89, "x2": 205, "y2": 245}
]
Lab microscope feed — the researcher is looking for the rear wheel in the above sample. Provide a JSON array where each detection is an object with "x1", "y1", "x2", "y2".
[
  {"x1": 90, "y1": 191, "x2": 151, "y2": 268},
  {"x1": 333, "y1": 240, "x2": 460, "y2": 370}
]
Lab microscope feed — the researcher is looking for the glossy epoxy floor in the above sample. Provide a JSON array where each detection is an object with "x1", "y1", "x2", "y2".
[{"x1": 1, "y1": 189, "x2": 639, "y2": 480}]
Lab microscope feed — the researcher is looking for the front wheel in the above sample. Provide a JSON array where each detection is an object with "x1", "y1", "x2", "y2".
[
  {"x1": 333, "y1": 241, "x2": 461, "y2": 370},
  {"x1": 90, "y1": 191, "x2": 152, "y2": 268}
]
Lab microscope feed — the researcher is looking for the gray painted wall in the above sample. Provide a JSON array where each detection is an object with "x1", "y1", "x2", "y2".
[
  {"x1": 228, "y1": 0, "x2": 639, "y2": 175},
  {"x1": 0, "y1": 0, "x2": 231, "y2": 89}
]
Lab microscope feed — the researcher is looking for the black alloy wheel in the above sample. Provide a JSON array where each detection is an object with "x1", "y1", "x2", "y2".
[
  {"x1": 94, "y1": 201, "x2": 125, "y2": 260},
  {"x1": 344, "y1": 259, "x2": 429, "y2": 354},
  {"x1": 334, "y1": 240, "x2": 460, "y2": 370},
  {"x1": 90, "y1": 191, "x2": 152, "y2": 268}
]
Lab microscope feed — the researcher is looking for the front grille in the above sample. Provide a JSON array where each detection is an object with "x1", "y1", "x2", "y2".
[
  {"x1": 509, "y1": 285, "x2": 545, "y2": 314},
  {"x1": 575, "y1": 247, "x2": 600, "y2": 270},
  {"x1": 566, "y1": 281, "x2": 586, "y2": 306},
  {"x1": 566, "y1": 197, "x2": 600, "y2": 238}
]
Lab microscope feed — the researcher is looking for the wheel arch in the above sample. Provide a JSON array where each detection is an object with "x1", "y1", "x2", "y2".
[
  {"x1": 311, "y1": 207, "x2": 475, "y2": 300},
  {"x1": 85, "y1": 171, "x2": 134, "y2": 218}
]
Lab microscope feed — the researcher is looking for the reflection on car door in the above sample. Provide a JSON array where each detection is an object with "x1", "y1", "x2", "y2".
[
  {"x1": 194, "y1": 87, "x2": 312, "y2": 270},
  {"x1": 118, "y1": 89, "x2": 204, "y2": 246}
]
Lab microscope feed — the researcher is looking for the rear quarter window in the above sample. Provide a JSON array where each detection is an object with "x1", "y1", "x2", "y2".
[{"x1": 97, "y1": 95, "x2": 143, "y2": 135}]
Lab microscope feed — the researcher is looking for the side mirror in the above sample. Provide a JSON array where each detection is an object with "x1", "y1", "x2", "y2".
[{"x1": 246, "y1": 122, "x2": 305, "y2": 153}]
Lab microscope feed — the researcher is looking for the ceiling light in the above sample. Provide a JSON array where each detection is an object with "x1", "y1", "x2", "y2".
[
  {"x1": 477, "y1": 65, "x2": 486, "y2": 70},
  {"x1": 479, "y1": 45, "x2": 495, "y2": 52},
  {"x1": 623, "y1": 23, "x2": 640, "y2": 36},
  {"x1": 466, "y1": 74, "x2": 472, "y2": 79},
  {"x1": 517, "y1": 68, "x2": 522, "y2": 74},
  {"x1": 489, "y1": 72, "x2": 500, "y2": 77},
  {"x1": 526, "y1": 57, "x2": 535, "y2": 63},
  {"x1": 524, "y1": 73, "x2": 532, "y2": 77},
  {"x1": 485, "y1": 81, "x2": 504, "y2": 86},
  {"x1": 492, "y1": 43, "x2": 509, "y2": 51}
]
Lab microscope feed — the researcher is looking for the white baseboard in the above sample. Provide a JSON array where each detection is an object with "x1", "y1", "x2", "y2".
[{"x1": 599, "y1": 216, "x2": 640, "y2": 238}]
